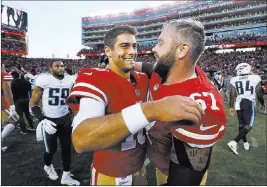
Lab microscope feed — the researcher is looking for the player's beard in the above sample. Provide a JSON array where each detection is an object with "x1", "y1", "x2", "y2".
[
  {"x1": 153, "y1": 50, "x2": 176, "y2": 83},
  {"x1": 53, "y1": 72, "x2": 64, "y2": 79}
]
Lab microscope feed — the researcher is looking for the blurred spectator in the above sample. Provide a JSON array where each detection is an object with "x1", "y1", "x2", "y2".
[
  {"x1": 1, "y1": 39, "x2": 27, "y2": 52},
  {"x1": 2, "y1": 49, "x2": 266, "y2": 80}
]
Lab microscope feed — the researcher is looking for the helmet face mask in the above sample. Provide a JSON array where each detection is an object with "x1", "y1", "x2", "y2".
[{"x1": 235, "y1": 63, "x2": 251, "y2": 76}]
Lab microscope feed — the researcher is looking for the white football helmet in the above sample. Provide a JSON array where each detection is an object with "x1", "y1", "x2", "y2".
[{"x1": 235, "y1": 63, "x2": 251, "y2": 76}]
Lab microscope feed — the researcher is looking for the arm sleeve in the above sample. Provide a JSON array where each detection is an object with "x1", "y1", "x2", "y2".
[
  {"x1": 141, "y1": 63, "x2": 154, "y2": 79},
  {"x1": 72, "y1": 97, "x2": 106, "y2": 132}
]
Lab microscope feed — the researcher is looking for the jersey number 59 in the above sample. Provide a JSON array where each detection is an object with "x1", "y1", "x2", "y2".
[{"x1": 48, "y1": 88, "x2": 70, "y2": 106}]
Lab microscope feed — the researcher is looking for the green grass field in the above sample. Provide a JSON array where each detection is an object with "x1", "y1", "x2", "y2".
[
  {"x1": 146, "y1": 105, "x2": 267, "y2": 186},
  {"x1": 2, "y1": 104, "x2": 266, "y2": 186}
]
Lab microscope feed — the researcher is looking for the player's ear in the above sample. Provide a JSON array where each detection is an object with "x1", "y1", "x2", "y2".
[
  {"x1": 176, "y1": 43, "x2": 189, "y2": 59},
  {"x1": 104, "y1": 46, "x2": 112, "y2": 58}
]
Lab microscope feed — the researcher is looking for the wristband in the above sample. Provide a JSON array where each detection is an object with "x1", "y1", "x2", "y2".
[
  {"x1": 31, "y1": 106, "x2": 45, "y2": 122},
  {"x1": 122, "y1": 103, "x2": 150, "y2": 134}
]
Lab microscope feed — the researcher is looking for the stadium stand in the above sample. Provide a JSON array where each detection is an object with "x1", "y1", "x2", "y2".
[{"x1": 1, "y1": 1, "x2": 266, "y2": 80}]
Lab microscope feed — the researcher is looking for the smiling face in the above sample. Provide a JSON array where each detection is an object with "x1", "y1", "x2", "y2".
[{"x1": 106, "y1": 33, "x2": 137, "y2": 73}]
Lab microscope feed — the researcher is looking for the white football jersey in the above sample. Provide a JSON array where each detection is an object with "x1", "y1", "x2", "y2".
[
  {"x1": 35, "y1": 73, "x2": 75, "y2": 118},
  {"x1": 214, "y1": 74, "x2": 223, "y2": 85},
  {"x1": 230, "y1": 74, "x2": 261, "y2": 110},
  {"x1": 24, "y1": 73, "x2": 37, "y2": 89}
]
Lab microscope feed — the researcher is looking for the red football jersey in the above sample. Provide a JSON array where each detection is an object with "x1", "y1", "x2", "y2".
[
  {"x1": 146, "y1": 66, "x2": 226, "y2": 175},
  {"x1": 67, "y1": 68, "x2": 148, "y2": 177},
  {"x1": 1, "y1": 72, "x2": 13, "y2": 109}
]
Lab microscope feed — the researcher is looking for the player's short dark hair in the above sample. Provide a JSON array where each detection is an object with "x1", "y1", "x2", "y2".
[
  {"x1": 11, "y1": 71, "x2": 20, "y2": 79},
  {"x1": 166, "y1": 19, "x2": 206, "y2": 64},
  {"x1": 49, "y1": 61, "x2": 63, "y2": 67},
  {"x1": 104, "y1": 25, "x2": 137, "y2": 49}
]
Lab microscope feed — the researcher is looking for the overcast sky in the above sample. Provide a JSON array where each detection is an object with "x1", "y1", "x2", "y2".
[{"x1": 2, "y1": 1, "x2": 176, "y2": 59}]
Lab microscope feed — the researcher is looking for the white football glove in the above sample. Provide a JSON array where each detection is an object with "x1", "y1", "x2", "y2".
[
  {"x1": 9, "y1": 105, "x2": 16, "y2": 118},
  {"x1": 36, "y1": 119, "x2": 57, "y2": 141},
  {"x1": 38, "y1": 119, "x2": 57, "y2": 135}
]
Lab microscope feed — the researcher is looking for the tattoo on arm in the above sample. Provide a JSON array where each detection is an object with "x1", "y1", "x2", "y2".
[{"x1": 229, "y1": 85, "x2": 237, "y2": 108}]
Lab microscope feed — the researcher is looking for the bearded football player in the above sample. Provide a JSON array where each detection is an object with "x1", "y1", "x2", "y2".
[
  {"x1": 30, "y1": 61, "x2": 80, "y2": 185},
  {"x1": 136, "y1": 19, "x2": 227, "y2": 185},
  {"x1": 67, "y1": 25, "x2": 204, "y2": 185}
]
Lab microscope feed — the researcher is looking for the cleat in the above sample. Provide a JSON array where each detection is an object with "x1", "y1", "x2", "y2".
[
  {"x1": 227, "y1": 140, "x2": 238, "y2": 155},
  {"x1": 44, "y1": 164, "x2": 59, "y2": 180},
  {"x1": 20, "y1": 131, "x2": 27, "y2": 135},
  {"x1": 1, "y1": 146, "x2": 8, "y2": 152},
  {"x1": 243, "y1": 142, "x2": 250, "y2": 150},
  {"x1": 61, "y1": 173, "x2": 80, "y2": 186}
]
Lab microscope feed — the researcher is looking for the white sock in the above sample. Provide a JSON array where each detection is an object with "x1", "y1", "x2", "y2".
[
  {"x1": 62, "y1": 171, "x2": 70, "y2": 178},
  {"x1": 2, "y1": 123, "x2": 15, "y2": 140}
]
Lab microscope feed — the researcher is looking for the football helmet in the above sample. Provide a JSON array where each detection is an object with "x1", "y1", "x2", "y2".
[{"x1": 235, "y1": 63, "x2": 251, "y2": 76}]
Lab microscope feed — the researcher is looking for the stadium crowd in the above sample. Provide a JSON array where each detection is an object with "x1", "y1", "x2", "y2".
[
  {"x1": 78, "y1": 33, "x2": 266, "y2": 55},
  {"x1": 1, "y1": 39, "x2": 27, "y2": 52},
  {"x1": 2, "y1": 48, "x2": 267, "y2": 78},
  {"x1": 198, "y1": 49, "x2": 267, "y2": 76}
]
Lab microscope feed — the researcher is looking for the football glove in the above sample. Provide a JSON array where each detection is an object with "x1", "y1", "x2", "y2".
[
  {"x1": 36, "y1": 119, "x2": 57, "y2": 141},
  {"x1": 38, "y1": 119, "x2": 57, "y2": 135},
  {"x1": 9, "y1": 105, "x2": 16, "y2": 117}
]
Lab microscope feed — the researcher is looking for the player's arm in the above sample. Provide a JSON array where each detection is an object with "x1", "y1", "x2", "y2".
[
  {"x1": 229, "y1": 84, "x2": 237, "y2": 116},
  {"x1": 2, "y1": 81, "x2": 14, "y2": 106},
  {"x1": 256, "y1": 82, "x2": 265, "y2": 107},
  {"x1": 72, "y1": 95, "x2": 204, "y2": 153},
  {"x1": 29, "y1": 86, "x2": 45, "y2": 121},
  {"x1": 229, "y1": 85, "x2": 237, "y2": 108},
  {"x1": 134, "y1": 62, "x2": 154, "y2": 78}
]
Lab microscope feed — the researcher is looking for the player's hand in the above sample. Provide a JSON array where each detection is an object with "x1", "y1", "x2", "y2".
[
  {"x1": 229, "y1": 108, "x2": 235, "y2": 116},
  {"x1": 151, "y1": 95, "x2": 205, "y2": 124},
  {"x1": 9, "y1": 105, "x2": 17, "y2": 117},
  {"x1": 39, "y1": 119, "x2": 57, "y2": 134}
]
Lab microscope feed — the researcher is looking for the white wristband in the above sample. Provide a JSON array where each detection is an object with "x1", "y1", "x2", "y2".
[{"x1": 122, "y1": 103, "x2": 150, "y2": 134}]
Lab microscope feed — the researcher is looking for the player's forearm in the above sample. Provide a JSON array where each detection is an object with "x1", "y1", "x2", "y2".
[
  {"x1": 72, "y1": 113, "x2": 130, "y2": 153},
  {"x1": 229, "y1": 97, "x2": 235, "y2": 108},
  {"x1": 72, "y1": 102, "x2": 155, "y2": 153},
  {"x1": 229, "y1": 86, "x2": 236, "y2": 108},
  {"x1": 257, "y1": 95, "x2": 265, "y2": 106}
]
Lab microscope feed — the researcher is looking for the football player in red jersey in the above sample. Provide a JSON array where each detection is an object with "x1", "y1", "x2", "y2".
[
  {"x1": 67, "y1": 25, "x2": 204, "y2": 185},
  {"x1": 135, "y1": 19, "x2": 227, "y2": 185},
  {"x1": 1, "y1": 65, "x2": 19, "y2": 151}
]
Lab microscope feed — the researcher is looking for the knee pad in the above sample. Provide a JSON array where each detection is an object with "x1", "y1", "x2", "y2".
[{"x1": 167, "y1": 161, "x2": 205, "y2": 186}]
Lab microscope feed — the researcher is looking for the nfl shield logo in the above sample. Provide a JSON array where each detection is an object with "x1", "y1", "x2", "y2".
[
  {"x1": 135, "y1": 89, "x2": 140, "y2": 96},
  {"x1": 153, "y1": 84, "x2": 159, "y2": 91}
]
